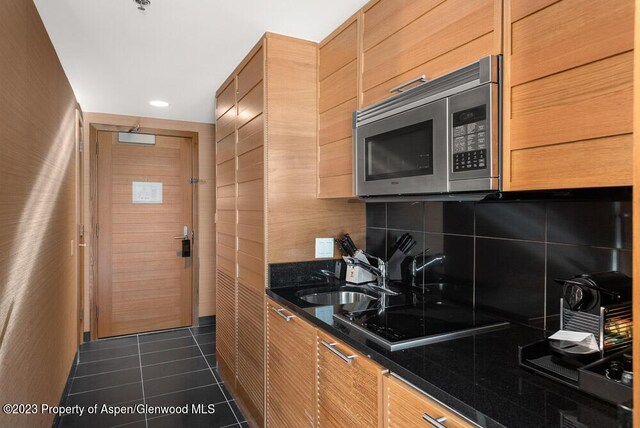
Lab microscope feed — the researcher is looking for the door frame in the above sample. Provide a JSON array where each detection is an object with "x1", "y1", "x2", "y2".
[
  {"x1": 75, "y1": 109, "x2": 85, "y2": 348},
  {"x1": 88, "y1": 123, "x2": 200, "y2": 340}
]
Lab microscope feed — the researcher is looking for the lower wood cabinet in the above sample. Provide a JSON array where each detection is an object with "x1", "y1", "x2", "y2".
[
  {"x1": 266, "y1": 299, "x2": 316, "y2": 427},
  {"x1": 316, "y1": 331, "x2": 385, "y2": 428},
  {"x1": 384, "y1": 374, "x2": 474, "y2": 428}
]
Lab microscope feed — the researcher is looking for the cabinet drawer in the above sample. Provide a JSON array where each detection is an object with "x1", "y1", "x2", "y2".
[{"x1": 385, "y1": 374, "x2": 474, "y2": 428}]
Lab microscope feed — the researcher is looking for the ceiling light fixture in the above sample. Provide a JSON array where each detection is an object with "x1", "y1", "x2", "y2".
[
  {"x1": 134, "y1": 0, "x2": 151, "y2": 11},
  {"x1": 149, "y1": 100, "x2": 169, "y2": 107}
]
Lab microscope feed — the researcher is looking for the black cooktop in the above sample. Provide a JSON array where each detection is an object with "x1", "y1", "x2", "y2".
[{"x1": 335, "y1": 296, "x2": 509, "y2": 351}]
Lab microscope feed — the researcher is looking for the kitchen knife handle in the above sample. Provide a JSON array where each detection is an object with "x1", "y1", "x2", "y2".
[
  {"x1": 422, "y1": 413, "x2": 447, "y2": 428},
  {"x1": 320, "y1": 341, "x2": 357, "y2": 364}
]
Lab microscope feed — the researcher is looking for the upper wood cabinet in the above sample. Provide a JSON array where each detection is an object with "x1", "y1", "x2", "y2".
[
  {"x1": 361, "y1": 0, "x2": 502, "y2": 106},
  {"x1": 503, "y1": 0, "x2": 634, "y2": 190},
  {"x1": 266, "y1": 298, "x2": 316, "y2": 427},
  {"x1": 316, "y1": 330, "x2": 386, "y2": 428},
  {"x1": 316, "y1": 0, "x2": 502, "y2": 199},
  {"x1": 318, "y1": 14, "x2": 361, "y2": 198},
  {"x1": 384, "y1": 374, "x2": 474, "y2": 428}
]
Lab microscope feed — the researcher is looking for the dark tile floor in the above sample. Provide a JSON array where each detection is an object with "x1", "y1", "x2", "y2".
[{"x1": 56, "y1": 320, "x2": 247, "y2": 428}]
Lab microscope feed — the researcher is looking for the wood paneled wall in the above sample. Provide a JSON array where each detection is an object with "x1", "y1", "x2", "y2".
[
  {"x1": 82, "y1": 113, "x2": 216, "y2": 332},
  {"x1": 0, "y1": 1, "x2": 79, "y2": 426}
]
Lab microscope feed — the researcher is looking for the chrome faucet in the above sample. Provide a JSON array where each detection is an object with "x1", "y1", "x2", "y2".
[{"x1": 411, "y1": 250, "x2": 446, "y2": 279}]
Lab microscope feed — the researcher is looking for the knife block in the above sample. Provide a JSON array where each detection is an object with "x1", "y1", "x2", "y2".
[{"x1": 345, "y1": 265, "x2": 377, "y2": 284}]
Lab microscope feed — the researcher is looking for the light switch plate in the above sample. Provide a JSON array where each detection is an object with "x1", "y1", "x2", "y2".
[{"x1": 315, "y1": 238, "x2": 334, "y2": 259}]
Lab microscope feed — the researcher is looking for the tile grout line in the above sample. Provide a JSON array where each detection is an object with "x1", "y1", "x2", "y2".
[
  {"x1": 67, "y1": 380, "x2": 142, "y2": 397},
  {"x1": 188, "y1": 328, "x2": 242, "y2": 425},
  {"x1": 74, "y1": 353, "x2": 216, "y2": 379},
  {"x1": 136, "y1": 334, "x2": 149, "y2": 428},
  {"x1": 79, "y1": 341, "x2": 211, "y2": 365}
]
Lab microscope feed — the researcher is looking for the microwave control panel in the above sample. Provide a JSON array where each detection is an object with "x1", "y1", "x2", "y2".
[{"x1": 451, "y1": 105, "x2": 487, "y2": 172}]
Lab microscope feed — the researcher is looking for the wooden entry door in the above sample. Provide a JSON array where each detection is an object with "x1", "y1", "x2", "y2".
[{"x1": 96, "y1": 130, "x2": 193, "y2": 338}]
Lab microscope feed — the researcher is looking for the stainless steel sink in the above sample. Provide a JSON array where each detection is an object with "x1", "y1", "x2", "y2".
[{"x1": 296, "y1": 287, "x2": 379, "y2": 305}]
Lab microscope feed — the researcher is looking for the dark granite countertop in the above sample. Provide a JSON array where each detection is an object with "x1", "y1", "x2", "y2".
[{"x1": 266, "y1": 278, "x2": 631, "y2": 428}]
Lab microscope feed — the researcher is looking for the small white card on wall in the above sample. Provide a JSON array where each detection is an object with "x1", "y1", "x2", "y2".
[{"x1": 132, "y1": 182, "x2": 163, "y2": 204}]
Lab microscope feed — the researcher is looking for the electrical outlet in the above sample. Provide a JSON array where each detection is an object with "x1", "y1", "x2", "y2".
[{"x1": 315, "y1": 238, "x2": 334, "y2": 259}]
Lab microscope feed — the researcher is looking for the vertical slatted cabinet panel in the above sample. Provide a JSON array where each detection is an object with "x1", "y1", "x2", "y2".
[
  {"x1": 215, "y1": 270, "x2": 236, "y2": 384},
  {"x1": 215, "y1": 78, "x2": 237, "y2": 384},
  {"x1": 318, "y1": 15, "x2": 360, "y2": 198},
  {"x1": 266, "y1": 298, "x2": 316, "y2": 427},
  {"x1": 316, "y1": 331, "x2": 385, "y2": 428},
  {"x1": 361, "y1": 0, "x2": 502, "y2": 106},
  {"x1": 384, "y1": 375, "x2": 473, "y2": 428},
  {"x1": 504, "y1": 0, "x2": 634, "y2": 190},
  {"x1": 235, "y1": 44, "x2": 266, "y2": 422}
]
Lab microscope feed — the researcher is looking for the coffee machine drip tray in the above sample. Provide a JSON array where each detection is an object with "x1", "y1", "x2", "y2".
[{"x1": 526, "y1": 354, "x2": 579, "y2": 383}]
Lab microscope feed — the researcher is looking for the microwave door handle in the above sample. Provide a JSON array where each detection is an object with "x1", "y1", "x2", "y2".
[{"x1": 389, "y1": 75, "x2": 427, "y2": 93}]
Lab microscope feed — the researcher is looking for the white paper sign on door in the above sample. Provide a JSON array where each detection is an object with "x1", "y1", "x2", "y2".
[{"x1": 132, "y1": 182, "x2": 163, "y2": 204}]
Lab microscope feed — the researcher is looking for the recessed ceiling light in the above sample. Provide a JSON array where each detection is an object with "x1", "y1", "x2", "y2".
[{"x1": 149, "y1": 100, "x2": 169, "y2": 107}]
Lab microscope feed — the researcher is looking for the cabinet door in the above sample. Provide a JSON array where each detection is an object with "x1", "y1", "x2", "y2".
[
  {"x1": 504, "y1": 0, "x2": 633, "y2": 190},
  {"x1": 362, "y1": 0, "x2": 502, "y2": 106},
  {"x1": 215, "y1": 77, "x2": 237, "y2": 385},
  {"x1": 384, "y1": 375, "x2": 473, "y2": 428},
  {"x1": 266, "y1": 299, "x2": 316, "y2": 427},
  {"x1": 236, "y1": 281, "x2": 264, "y2": 422},
  {"x1": 317, "y1": 331, "x2": 385, "y2": 428},
  {"x1": 215, "y1": 269, "x2": 236, "y2": 385},
  {"x1": 318, "y1": 16, "x2": 359, "y2": 199}
]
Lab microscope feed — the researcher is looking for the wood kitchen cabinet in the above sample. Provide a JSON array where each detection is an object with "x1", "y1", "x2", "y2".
[
  {"x1": 361, "y1": 0, "x2": 502, "y2": 106},
  {"x1": 215, "y1": 32, "x2": 364, "y2": 426},
  {"x1": 266, "y1": 298, "x2": 316, "y2": 427},
  {"x1": 317, "y1": 0, "x2": 503, "y2": 199},
  {"x1": 316, "y1": 330, "x2": 386, "y2": 428},
  {"x1": 318, "y1": 13, "x2": 360, "y2": 198},
  {"x1": 384, "y1": 374, "x2": 473, "y2": 428},
  {"x1": 503, "y1": 0, "x2": 634, "y2": 190}
]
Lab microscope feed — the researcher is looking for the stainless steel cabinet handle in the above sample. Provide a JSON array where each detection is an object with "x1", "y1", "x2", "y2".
[
  {"x1": 272, "y1": 307, "x2": 296, "y2": 322},
  {"x1": 422, "y1": 413, "x2": 447, "y2": 428},
  {"x1": 389, "y1": 75, "x2": 427, "y2": 93},
  {"x1": 320, "y1": 341, "x2": 357, "y2": 364}
]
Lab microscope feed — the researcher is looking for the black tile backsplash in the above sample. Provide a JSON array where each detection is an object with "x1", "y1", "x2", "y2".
[
  {"x1": 366, "y1": 197, "x2": 632, "y2": 330},
  {"x1": 475, "y1": 238, "x2": 546, "y2": 323},
  {"x1": 475, "y1": 201, "x2": 546, "y2": 241},
  {"x1": 424, "y1": 202, "x2": 474, "y2": 235},
  {"x1": 546, "y1": 201, "x2": 632, "y2": 249},
  {"x1": 387, "y1": 202, "x2": 424, "y2": 231}
]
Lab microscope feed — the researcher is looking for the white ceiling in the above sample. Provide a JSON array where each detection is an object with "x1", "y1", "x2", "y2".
[{"x1": 33, "y1": 0, "x2": 368, "y2": 124}]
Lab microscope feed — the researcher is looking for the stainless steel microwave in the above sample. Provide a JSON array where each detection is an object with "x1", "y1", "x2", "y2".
[{"x1": 353, "y1": 56, "x2": 501, "y2": 199}]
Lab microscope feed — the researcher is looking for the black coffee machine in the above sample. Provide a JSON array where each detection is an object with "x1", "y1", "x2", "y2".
[{"x1": 519, "y1": 271, "x2": 632, "y2": 405}]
